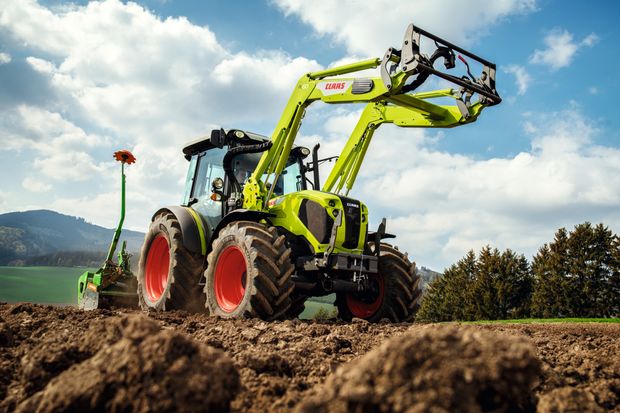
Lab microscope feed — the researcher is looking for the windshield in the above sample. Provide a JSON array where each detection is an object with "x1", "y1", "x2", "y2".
[{"x1": 233, "y1": 152, "x2": 302, "y2": 196}]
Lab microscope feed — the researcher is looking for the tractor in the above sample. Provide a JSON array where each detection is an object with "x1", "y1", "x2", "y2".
[{"x1": 136, "y1": 23, "x2": 501, "y2": 321}]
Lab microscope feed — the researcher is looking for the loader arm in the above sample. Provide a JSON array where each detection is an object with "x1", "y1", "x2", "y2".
[
  {"x1": 322, "y1": 91, "x2": 487, "y2": 195},
  {"x1": 243, "y1": 23, "x2": 500, "y2": 210}
]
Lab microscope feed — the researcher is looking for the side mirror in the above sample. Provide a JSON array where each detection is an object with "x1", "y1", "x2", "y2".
[{"x1": 210, "y1": 128, "x2": 226, "y2": 148}]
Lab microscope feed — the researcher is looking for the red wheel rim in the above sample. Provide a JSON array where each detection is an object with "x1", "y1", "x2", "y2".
[
  {"x1": 346, "y1": 274, "x2": 384, "y2": 319},
  {"x1": 145, "y1": 235, "x2": 170, "y2": 302},
  {"x1": 214, "y1": 246, "x2": 247, "y2": 313}
]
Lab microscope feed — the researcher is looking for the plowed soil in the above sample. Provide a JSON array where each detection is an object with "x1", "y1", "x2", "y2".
[{"x1": 0, "y1": 303, "x2": 618, "y2": 413}]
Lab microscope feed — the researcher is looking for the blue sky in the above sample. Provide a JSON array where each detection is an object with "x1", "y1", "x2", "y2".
[{"x1": 1, "y1": 0, "x2": 619, "y2": 270}]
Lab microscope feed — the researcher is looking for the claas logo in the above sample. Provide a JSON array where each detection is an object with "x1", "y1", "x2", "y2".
[{"x1": 324, "y1": 82, "x2": 346, "y2": 90}]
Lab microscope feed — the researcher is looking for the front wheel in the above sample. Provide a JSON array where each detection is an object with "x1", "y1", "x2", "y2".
[
  {"x1": 336, "y1": 243, "x2": 422, "y2": 322},
  {"x1": 137, "y1": 212, "x2": 205, "y2": 312},
  {"x1": 204, "y1": 221, "x2": 295, "y2": 320}
]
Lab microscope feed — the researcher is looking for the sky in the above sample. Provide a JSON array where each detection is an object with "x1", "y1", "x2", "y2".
[{"x1": 1, "y1": 0, "x2": 619, "y2": 271}]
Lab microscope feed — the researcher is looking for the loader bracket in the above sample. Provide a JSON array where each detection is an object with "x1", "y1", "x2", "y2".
[{"x1": 381, "y1": 23, "x2": 501, "y2": 105}]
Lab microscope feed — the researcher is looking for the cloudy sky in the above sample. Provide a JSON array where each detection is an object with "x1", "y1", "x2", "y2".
[{"x1": 1, "y1": 0, "x2": 619, "y2": 270}]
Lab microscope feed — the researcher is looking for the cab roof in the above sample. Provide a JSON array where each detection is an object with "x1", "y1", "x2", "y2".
[{"x1": 182, "y1": 130, "x2": 269, "y2": 160}]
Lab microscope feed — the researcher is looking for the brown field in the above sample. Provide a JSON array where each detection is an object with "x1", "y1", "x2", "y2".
[{"x1": 0, "y1": 303, "x2": 618, "y2": 412}]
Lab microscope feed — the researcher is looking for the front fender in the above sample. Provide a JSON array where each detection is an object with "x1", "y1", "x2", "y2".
[{"x1": 209, "y1": 209, "x2": 275, "y2": 253}]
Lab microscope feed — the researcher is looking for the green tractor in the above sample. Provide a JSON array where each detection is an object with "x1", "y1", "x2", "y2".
[{"x1": 137, "y1": 23, "x2": 501, "y2": 321}]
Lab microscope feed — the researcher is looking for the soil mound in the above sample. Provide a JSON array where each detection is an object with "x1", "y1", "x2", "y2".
[
  {"x1": 1, "y1": 303, "x2": 618, "y2": 412},
  {"x1": 296, "y1": 325, "x2": 541, "y2": 413},
  {"x1": 537, "y1": 387, "x2": 604, "y2": 413},
  {"x1": 13, "y1": 315, "x2": 239, "y2": 413}
]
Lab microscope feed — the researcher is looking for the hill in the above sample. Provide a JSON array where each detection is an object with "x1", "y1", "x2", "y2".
[
  {"x1": 0, "y1": 210, "x2": 145, "y2": 265},
  {"x1": 418, "y1": 265, "x2": 441, "y2": 290}
]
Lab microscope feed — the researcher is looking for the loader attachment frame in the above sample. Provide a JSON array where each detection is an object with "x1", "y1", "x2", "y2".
[{"x1": 242, "y1": 23, "x2": 501, "y2": 210}]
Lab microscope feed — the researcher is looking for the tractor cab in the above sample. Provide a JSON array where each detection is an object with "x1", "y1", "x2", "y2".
[{"x1": 181, "y1": 129, "x2": 310, "y2": 234}]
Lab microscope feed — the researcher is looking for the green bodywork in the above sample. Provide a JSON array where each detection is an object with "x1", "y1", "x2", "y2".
[
  {"x1": 268, "y1": 190, "x2": 368, "y2": 254},
  {"x1": 77, "y1": 162, "x2": 136, "y2": 307}
]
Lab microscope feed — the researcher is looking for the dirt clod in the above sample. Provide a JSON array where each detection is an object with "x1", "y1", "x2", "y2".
[
  {"x1": 537, "y1": 387, "x2": 604, "y2": 413},
  {"x1": 0, "y1": 323, "x2": 14, "y2": 347},
  {"x1": 296, "y1": 325, "x2": 541, "y2": 413},
  {"x1": 14, "y1": 315, "x2": 239, "y2": 413}
]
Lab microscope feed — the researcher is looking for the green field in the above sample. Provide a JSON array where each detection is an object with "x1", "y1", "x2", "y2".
[
  {"x1": 300, "y1": 300, "x2": 337, "y2": 320},
  {"x1": 0, "y1": 266, "x2": 336, "y2": 318},
  {"x1": 0, "y1": 266, "x2": 92, "y2": 305}
]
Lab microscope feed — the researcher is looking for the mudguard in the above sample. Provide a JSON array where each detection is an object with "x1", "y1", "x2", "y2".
[
  {"x1": 152, "y1": 206, "x2": 209, "y2": 255},
  {"x1": 210, "y1": 209, "x2": 275, "y2": 249}
]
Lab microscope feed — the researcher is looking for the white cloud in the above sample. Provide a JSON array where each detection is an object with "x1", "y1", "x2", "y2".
[
  {"x1": 0, "y1": 52, "x2": 11, "y2": 65},
  {"x1": 274, "y1": 0, "x2": 537, "y2": 56},
  {"x1": 0, "y1": 105, "x2": 109, "y2": 181},
  {"x1": 503, "y1": 64, "x2": 531, "y2": 95},
  {"x1": 0, "y1": 0, "x2": 323, "y2": 230},
  {"x1": 581, "y1": 33, "x2": 599, "y2": 47},
  {"x1": 26, "y1": 56, "x2": 55, "y2": 73},
  {"x1": 530, "y1": 29, "x2": 598, "y2": 70},
  {"x1": 22, "y1": 177, "x2": 52, "y2": 192}
]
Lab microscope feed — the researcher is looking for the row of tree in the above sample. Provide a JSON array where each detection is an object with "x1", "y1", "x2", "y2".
[{"x1": 417, "y1": 222, "x2": 620, "y2": 321}]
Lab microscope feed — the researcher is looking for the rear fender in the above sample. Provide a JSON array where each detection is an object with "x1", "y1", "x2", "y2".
[{"x1": 152, "y1": 206, "x2": 209, "y2": 255}]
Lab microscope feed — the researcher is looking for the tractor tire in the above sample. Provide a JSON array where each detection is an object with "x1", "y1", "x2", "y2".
[
  {"x1": 204, "y1": 221, "x2": 295, "y2": 320},
  {"x1": 137, "y1": 212, "x2": 205, "y2": 312},
  {"x1": 336, "y1": 243, "x2": 422, "y2": 323}
]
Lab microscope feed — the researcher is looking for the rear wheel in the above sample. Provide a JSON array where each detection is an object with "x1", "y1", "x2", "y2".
[
  {"x1": 137, "y1": 212, "x2": 205, "y2": 312},
  {"x1": 336, "y1": 243, "x2": 421, "y2": 322},
  {"x1": 204, "y1": 221, "x2": 294, "y2": 320}
]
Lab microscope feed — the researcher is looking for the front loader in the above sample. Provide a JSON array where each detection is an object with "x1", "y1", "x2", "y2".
[{"x1": 137, "y1": 23, "x2": 501, "y2": 321}]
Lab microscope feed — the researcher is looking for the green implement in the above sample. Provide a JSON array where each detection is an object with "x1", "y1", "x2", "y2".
[{"x1": 77, "y1": 150, "x2": 138, "y2": 310}]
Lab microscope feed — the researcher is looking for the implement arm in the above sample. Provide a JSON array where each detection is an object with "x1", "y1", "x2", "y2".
[{"x1": 243, "y1": 23, "x2": 501, "y2": 210}]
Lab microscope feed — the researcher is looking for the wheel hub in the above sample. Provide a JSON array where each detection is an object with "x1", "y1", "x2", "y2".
[
  {"x1": 145, "y1": 235, "x2": 170, "y2": 302},
  {"x1": 214, "y1": 246, "x2": 247, "y2": 313}
]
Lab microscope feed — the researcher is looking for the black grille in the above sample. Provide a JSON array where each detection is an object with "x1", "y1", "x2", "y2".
[
  {"x1": 339, "y1": 196, "x2": 361, "y2": 249},
  {"x1": 299, "y1": 199, "x2": 333, "y2": 244}
]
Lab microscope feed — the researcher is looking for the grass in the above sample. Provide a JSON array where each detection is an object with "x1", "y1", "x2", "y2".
[
  {"x1": 300, "y1": 300, "x2": 337, "y2": 320},
  {"x1": 460, "y1": 318, "x2": 620, "y2": 324},
  {"x1": 0, "y1": 266, "x2": 95, "y2": 305}
]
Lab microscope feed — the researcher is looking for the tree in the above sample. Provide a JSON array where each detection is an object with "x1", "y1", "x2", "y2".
[
  {"x1": 532, "y1": 223, "x2": 619, "y2": 318},
  {"x1": 610, "y1": 234, "x2": 620, "y2": 317},
  {"x1": 497, "y1": 249, "x2": 532, "y2": 318},
  {"x1": 531, "y1": 229, "x2": 571, "y2": 318},
  {"x1": 417, "y1": 251, "x2": 476, "y2": 322},
  {"x1": 417, "y1": 247, "x2": 532, "y2": 321}
]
